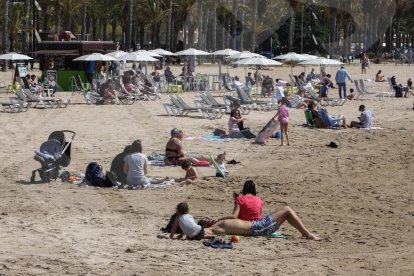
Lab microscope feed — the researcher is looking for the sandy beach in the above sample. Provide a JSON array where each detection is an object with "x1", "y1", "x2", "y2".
[{"x1": 0, "y1": 62, "x2": 413, "y2": 275}]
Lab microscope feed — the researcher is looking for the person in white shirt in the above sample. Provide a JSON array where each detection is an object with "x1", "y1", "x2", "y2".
[
  {"x1": 124, "y1": 140, "x2": 167, "y2": 188},
  {"x1": 170, "y1": 202, "x2": 214, "y2": 240},
  {"x1": 349, "y1": 105, "x2": 373, "y2": 128}
]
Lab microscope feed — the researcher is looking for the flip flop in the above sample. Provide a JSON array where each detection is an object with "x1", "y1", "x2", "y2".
[
  {"x1": 269, "y1": 232, "x2": 285, "y2": 238},
  {"x1": 219, "y1": 241, "x2": 233, "y2": 249}
]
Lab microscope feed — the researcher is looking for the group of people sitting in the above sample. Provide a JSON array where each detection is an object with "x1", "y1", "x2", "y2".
[
  {"x1": 168, "y1": 180, "x2": 321, "y2": 241},
  {"x1": 97, "y1": 72, "x2": 161, "y2": 104}
]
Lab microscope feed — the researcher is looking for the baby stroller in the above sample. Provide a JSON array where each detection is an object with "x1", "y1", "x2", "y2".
[{"x1": 30, "y1": 130, "x2": 76, "y2": 183}]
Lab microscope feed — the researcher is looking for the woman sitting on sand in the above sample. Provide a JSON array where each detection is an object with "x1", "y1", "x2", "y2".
[
  {"x1": 165, "y1": 128, "x2": 210, "y2": 165},
  {"x1": 218, "y1": 180, "x2": 263, "y2": 221},
  {"x1": 228, "y1": 110, "x2": 256, "y2": 139},
  {"x1": 124, "y1": 140, "x2": 167, "y2": 188}
]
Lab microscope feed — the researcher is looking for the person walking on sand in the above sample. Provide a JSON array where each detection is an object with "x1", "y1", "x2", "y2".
[
  {"x1": 274, "y1": 97, "x2": 290, "y2": 146},
  {"x1": 335, "y1": 66, "x2": 353, "y2": 99}
]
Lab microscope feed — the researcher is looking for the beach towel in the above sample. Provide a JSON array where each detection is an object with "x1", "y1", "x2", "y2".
[{"x1": 184, "y1": 135, "x2": 232, "y2": 142}]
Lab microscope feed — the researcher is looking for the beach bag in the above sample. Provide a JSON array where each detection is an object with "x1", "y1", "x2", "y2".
[{"x1": 85, "y1": 162, "x2": 106, "y2": 185}]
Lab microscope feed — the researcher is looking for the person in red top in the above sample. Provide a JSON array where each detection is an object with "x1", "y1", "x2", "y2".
[{"x1": 218, "y1": 180, "x2": 263, "y2": 221}]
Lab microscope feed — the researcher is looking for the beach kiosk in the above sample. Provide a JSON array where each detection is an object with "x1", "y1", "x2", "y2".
[{"x1": 35, "y1": 41, "x2": 116, "y2": 91}]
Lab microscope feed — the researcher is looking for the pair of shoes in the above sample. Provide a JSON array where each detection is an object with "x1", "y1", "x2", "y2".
[
  {"x1": 226, "y1": 159, "x2": 240, "y2": 165},
  {"x1": 203, "y1": 237, "x2": 233, "y2": 249}
]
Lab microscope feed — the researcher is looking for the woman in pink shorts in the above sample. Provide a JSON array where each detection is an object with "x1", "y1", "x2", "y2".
[{"x1": 275, "y1": 98, "x2": 290, "y2": 146}]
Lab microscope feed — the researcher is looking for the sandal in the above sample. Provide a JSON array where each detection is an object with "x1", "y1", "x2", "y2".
[{"x1": 203, "y1": 237, "x2": 218, "y2": 247}]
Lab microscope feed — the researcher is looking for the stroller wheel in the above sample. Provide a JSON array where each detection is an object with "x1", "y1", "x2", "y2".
[
  {"x1": 61, "y1": 171, "x2": 70, "y2": 182},
  {"x1": 39, "y1": 171, "x2": 50, "y2": 183}
]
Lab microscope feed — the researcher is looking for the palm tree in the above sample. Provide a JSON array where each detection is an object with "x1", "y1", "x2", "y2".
[
  {"x1": 2, "y1": 0, "x2": 9, "y2": 71},
  {"x1": 250, "y1": 0, "x2": 257, "y2": 51},
  {"x1": 22, "y1": 0, "x2": 30, "y2": 54},
  {"x1": 125, "y1": 0, "x2": 132, "y2": 50}
]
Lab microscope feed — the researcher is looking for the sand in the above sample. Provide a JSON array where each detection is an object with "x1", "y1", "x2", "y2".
[{"x1": 0, "y1": 62, "x2": 413, "y2": 275}]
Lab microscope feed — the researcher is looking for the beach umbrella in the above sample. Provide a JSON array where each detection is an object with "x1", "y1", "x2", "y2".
[
  {"x1": 298, "y1": 57, "x2": 344, "y2": 66},
  {"x1": 212, "y1": 49, "x2": 242, "y2": 78},
  {"x1": 228, "y1": 51, "x2": 264, "y2": 60},
  {"x1": 272, "y1": 52, "x2": 315, "y2": 76},
  {"x1": 132, "y1": 50, "x2": 162, "y2": 57},
  {"x1": 121, "y1": 53, "x2": 159, "y2": 75},
  {"x1": 233, "y1": 57, "x2": 283, "y2": 66},
  {"x1": 0, "y1": 52, "x2": 33, "y2": 83},
  {"x1": 234, "y1": 58, "x2": 283, "y2": 99},
  {"x1": 174, "y1": 48, "x2": 210, "y2": 90},
  {"x1": 212, "y1": 49, "x2": 241, "y2": 56},
  {"x1": 150, "y1": 48, "x2": 175, "y2": 56},
  {"x1": 272, "y1": 52, "x2": 309, "y2": 61},
  {"x1": 105, "y1": 50, "x2": 128, "y2": 59},
  {"x1": 121, "y1": 53, "x2": 159, "y2": 62},
  {"x1": 73, "y1": 53, "x2": 117, "y2": 61},
  {"x1": 175, "y1": 48, "x2": 210, "y2": 56}
]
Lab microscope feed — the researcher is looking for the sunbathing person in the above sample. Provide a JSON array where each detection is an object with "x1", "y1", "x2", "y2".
[
  {"x1": 102, "y1": 79, "x2": 119, "y2": 104},
  {"x1": 204, "y1": 206, "x2": 320, "y2": 240},
  {"x1": 165, "y1": 128, "x2": 210, "y2": 165}
]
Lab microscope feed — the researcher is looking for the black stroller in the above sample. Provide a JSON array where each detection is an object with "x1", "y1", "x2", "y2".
[{"x1": 31, "y1": 130, "x2": 76, "y2": 183}]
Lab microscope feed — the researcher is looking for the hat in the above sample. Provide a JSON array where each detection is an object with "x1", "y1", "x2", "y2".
[
  {"x1": 326, "y1": 141, "x2": 338, "y2": 148},
  {"x1": 171, "y1": 128, "x2": 182, "y2": 136}
]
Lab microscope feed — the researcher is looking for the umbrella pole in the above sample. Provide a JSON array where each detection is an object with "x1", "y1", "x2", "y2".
[{"x1": 184, "y1": 60, "x2": 187, "y2": 92}]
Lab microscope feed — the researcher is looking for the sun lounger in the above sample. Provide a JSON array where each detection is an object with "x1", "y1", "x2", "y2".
[
  {"x1": 235, "y1": 87, "x2": 272, "y2": 111},
  {"x1": 174, "y1": 95, "x2": 225, "y2": 119},
  {"x1": 21, "y1": 89, "x2": 70, "y2": 108},
  {"x1": 0, "y1": 97, "x2": 28, "y2": 113},
  {"x1": 223, "y1": 95, "x2": 252, "y2": 115}
]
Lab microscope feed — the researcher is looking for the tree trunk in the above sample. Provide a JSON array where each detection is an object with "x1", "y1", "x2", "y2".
[
  {"x1": 197, "y1": 1, "x2": 203, "y2": 49},
  {"x1": 240, "y1": 0, "x2": 245, "y2": 50},
  {"x1": 212, "y1": 0, "x2": 217, "y2": 51},
  {"x1": 55, "y1": 1, "x2": 61, "y2": 34},
  {"x1": 125, "y1": 0, "x2": 132, "y2": 51},
  {"x1": 288, "y1": 12, "x2": 295, "y2": 51},
  {"x1": 250, "y1": 0, "x2": 257, "y2": 51},
  {"x1": 167, "y1": 0, "x2": 173, "y2": 50},
  {"x1": 81, "y1": 3, "x2": 87, "y2": 41},
  {"x1": 2, "y1": 0, "x2": 9, "y2": 71},
  {"x1": 22, "y1": 0, "x2": 30, "y2": 54},
  {"x1": 111, "y1": 20, "x2": 116, "y2": 43},
  {"x1": 102, "y1": 18, "x2": 108, "y2": 41},
  {"x1": 232, "y1": 0, "x2": 237, "y2": 49}
]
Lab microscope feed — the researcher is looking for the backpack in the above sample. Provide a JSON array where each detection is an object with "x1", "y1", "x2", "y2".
[{"x1": 85, "y1": 162, "x2": 105, "y2": 185}]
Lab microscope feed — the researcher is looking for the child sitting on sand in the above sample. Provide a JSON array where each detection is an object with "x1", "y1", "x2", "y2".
[
  {"x1": 347, "y1": 88, "x2": 356, "y2": 100},
  {"x1": 215, "y1": 153, "x2": 228, "y2": 177},
  {"x1": 174, "y1": 160, "x2": 198, "y2": 185},
  {"x1": 170, "y1": 202, "x2": 213, "y2": 240}
]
